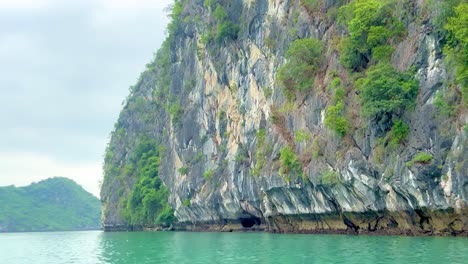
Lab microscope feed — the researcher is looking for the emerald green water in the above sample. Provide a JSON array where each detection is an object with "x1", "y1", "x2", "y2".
[{"x1": 1, "y1": 231, "x2": 467, "y2": 263}]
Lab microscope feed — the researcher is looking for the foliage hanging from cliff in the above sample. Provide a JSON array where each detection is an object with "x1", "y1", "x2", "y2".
[
  {"x1": 121, "y1": 139, "x2": 175, "y2": 226},
  {"x1": 325, "y1": 78, "x2": 350, "y2": 136},
  {"x1": 201, "y1": 0, "x2": 240, "y2": 45},
  {"x1": 167, "y1": 0, "x2": 186, "y2": 37},
  {"x1": 357, "y1": 63, "x2": 418, "y2": 119},
  {"x1": 444, "y1": 2, "x2": 468, "y2": 106},
  {"x1": 427, "y1": 0, "x2": 463, "y2": 37},
  {"x1": 385, "y1": 119, "x2": 410, "y2": 148},
  {"x1": 279, "y1": 146, "x2": 303, "y2": 182},
  {"x1": 277, "y1": 38, "x2": 324, "y2": 99},
  {"x1": 338, "y1": 0, "x2": 405, "y2": 71}
]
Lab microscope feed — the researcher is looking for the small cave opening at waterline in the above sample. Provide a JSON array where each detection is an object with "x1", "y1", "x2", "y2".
[{"x1": 240, "y1": 216, "x2": 261, "y2": 228}]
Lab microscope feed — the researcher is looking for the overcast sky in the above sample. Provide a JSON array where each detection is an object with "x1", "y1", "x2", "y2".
[{"x1": 0, "y1": 0, "x2": 172, "y2": 197}]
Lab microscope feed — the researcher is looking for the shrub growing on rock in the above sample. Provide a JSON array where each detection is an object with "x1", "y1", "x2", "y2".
[
  {"x1": 386, "y1": 119, "x2": 410, "y2": 148},
  {"x1": 358, "y1": 63, "x2": 418, "y2": 119},
  {"x1": 279, "y1": 146, "x2": 303, "y2": 181},
  {"x1": 338, "y1": 0, "x2": 405, "y2": 70},
  {"x1": 277, "y1": 38, "x2": 324, "y2": 99},
  {"x1": 444, "y1": 2, "x2": 468, "y2": 106},
  {"x1": 406, "y1": 152, "x2": 433, "y2": 167}
]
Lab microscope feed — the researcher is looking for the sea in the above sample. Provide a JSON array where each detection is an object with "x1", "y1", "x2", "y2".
[{"x1": 1, "y1": 231, "x2": 467, "y2": 263}]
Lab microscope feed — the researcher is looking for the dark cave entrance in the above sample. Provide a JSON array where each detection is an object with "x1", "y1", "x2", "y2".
[
  {"x1": 241, "y1": 218, "x2": 255, "y2": 228},
  {"x1": 240, "y1": 216, "x2": 261, "y2": 228}
]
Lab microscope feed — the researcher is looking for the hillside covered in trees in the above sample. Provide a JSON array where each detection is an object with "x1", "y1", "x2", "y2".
[{"x1": 0, "y1": 177, "x2": 101, "y2": 232}]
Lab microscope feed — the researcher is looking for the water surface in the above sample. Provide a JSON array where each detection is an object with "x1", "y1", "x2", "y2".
[{"x1": 1, "y1": 231, "x2": 467, "y2": 263}]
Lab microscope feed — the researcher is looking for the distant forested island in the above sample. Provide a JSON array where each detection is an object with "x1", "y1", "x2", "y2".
[{"x1": 0, "y1": 177, "x2": 101, "y2": 232}]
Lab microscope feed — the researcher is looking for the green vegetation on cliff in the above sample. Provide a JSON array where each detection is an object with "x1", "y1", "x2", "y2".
[
  {"x1": 338, "y1": 0, "x2": 404, "y2": 70},
  {"x1": 0, "y1": 177, "x2": 100, "y2": 232},
  {"x1": 120, "y1": 139, "x2": 175, "y2": 226},
  {"x1": 406, "y1": 152, "x2": 434, "y2": 167},
  {"x1": 444, "y1": 2, "x2": 468, "y2": 106},
  {"x1": 335, "y1": 0, "x2": 419, "y2": 150},
  {"x1": 277, "y1": 38, "x2": 324, "y2": 99},
  {"x1": 279, "y1": 146, "x2": 303, "y2": 181},
  {"x1": 202, "y1": 0, "x2": 240, "y2": 44},
  {"x1": 325, "y1": 77, "x2": 349, "y2": 136},
  {"x1": 357, "y1": 63, "x2": 418, "y2": 119}
]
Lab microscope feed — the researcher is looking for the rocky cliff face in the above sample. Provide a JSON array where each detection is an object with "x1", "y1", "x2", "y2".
[{"x1": 101, "y1": 0, "x2": 467, "y2": 235}]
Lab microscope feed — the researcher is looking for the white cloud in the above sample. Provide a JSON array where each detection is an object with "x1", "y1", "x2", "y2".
[
  {"x1": 0, "y1": 0, "x2": 171, "y2": 200},
  {"x1": 0, "y1": 152, "x2": 102, "y2": 198}
]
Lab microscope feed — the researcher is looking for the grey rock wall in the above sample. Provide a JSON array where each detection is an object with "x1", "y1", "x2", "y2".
[{"x1": 101, "y1": 0, "x2": 467, "y2": 235}]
